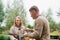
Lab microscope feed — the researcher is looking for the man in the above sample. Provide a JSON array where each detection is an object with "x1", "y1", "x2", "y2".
[{"x1": 24, "y1": 6, "x2": 50, "y2": 40}]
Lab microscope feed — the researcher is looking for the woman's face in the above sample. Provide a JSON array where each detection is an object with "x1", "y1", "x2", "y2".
[{"x1": 15, "y1": 17, "x2": 21, "y2": 26}]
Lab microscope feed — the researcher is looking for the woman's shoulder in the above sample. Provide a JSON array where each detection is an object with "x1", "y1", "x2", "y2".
[
  {"x1": 21, "y1": 26, "x2": 26, "y2": 29},
  {"x1": 10, "y1": 26, "x2": 16, "y2": 29}
]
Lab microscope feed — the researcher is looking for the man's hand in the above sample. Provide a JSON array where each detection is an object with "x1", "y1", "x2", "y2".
[
  {"x1": 25, "y1": 28, "x2": 31, "y2": 32},
  {"x1": 23, "y1": 32, "x2": 28, "y2": 37},
  {"x1": 25, "y1": 28, "x2": 34, "y2": 32}
]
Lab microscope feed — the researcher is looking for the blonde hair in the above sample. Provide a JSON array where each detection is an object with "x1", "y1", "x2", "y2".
[{"x1": 13, "y1": 16, "x2": 22, "y2": 27}]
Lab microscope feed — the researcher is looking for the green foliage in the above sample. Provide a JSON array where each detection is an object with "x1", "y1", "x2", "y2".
[
  {"x1": 0, "y1": 0, "x2": 4, "y2": 23},
  {"x1": 5, "y1": 0, "x2": 26, "y2": 30},
  {"x1": 0, "y1": 34, "x2": 10, "y2": 40},
  {"x1": 57, "y1": 8, "x2": 60, "y2": 16},
  {"x1": 42, "y1": 8, "x2": 60, "y2": 32},
  {"x1": 56, "y1": 23, "x2": 60, "y2": 30},
  {"x1": 0, "y1": 27, "x2": 6, "y2": 33},
  {"x1": 56, "y1": 8, "x2": 60, "y2": 30},
  {"x1": 0, "y1": 27, "x2": 2, "y2": 33},
  {"x1": 0, "y1": 0, "x2": 5, "y2": 33},
  {"x1": 50, "y1": 20, "x2": 57, "y2": 32},
  {"x1": 56, "y1": 8, "x2": 60, "y2": 31},
  {"x1": 27, "y1": 25, "x2": 33, "y2": 29}
]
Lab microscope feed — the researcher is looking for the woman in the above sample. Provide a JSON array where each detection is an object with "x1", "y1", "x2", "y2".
[{"x1": 9, "y1": 16, "x2": 27, "y2": 40}]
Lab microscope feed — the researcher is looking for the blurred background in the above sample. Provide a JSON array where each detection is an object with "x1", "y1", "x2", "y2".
[{"x1": 0, "y1": 0, "x2": 60, "y2": 40}]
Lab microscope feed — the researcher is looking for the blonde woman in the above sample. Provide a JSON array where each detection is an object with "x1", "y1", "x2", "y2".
[{"x1": 9, "y1": 16, "x2": 27, "y2": 40}]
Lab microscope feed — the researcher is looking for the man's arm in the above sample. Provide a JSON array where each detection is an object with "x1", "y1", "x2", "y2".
[
  {"x1": 24, "y1": 18, "x2": 43, "y2": 38},
  {"x1": 24, "y1": 27, "x2": 34, "y2": 32}
]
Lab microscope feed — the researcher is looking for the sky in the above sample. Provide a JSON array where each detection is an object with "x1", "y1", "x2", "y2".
[{"x1": 2, "y1": 0, "x2": 60, "y2": 26}]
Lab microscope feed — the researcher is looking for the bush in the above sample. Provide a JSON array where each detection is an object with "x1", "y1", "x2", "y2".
[{"x1": 0, "y1": 34, "x2": 10, "y2": 40}]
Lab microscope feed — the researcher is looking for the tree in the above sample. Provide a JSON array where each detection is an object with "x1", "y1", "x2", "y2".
[
  {"x1": 57, "y1": 8, "x2": 60, "y2": 16},
  {"x1": 57, "y1": 8, "x2": 60, "y2": 30},
  {"x1": 0, "y1": 0, "x2": 4, "y2": 24},
  {"x1": 42, "y1": 8, "x2": 57, "y2": 32},
  {"x1": 13, "y1": 0, "x2": 26, "y2": 26},
  {"x1": 57, "y1": 23, "x2": 60, "y2": 30},
  {"x1": 0, "y1": 0, "x2": 4, "y2": 33},
  {"x1": 5, "y1": 0, "x2": 26, "y2": 30}
]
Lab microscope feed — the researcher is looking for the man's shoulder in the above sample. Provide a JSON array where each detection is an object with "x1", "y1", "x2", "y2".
[
  {"x1": 35, "y1": 16, "x2": 48, "y2": 23},
  {"x1": 36, "y1": 16, "x2": 45, "y2": 20}
]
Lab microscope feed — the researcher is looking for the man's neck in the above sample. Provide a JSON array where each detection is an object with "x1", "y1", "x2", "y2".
[{"x1": 35, "y1": 15, "x2": 41, "y2": 19}]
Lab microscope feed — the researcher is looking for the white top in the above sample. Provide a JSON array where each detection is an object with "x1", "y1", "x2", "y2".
[{"x1": 10, "y1": 26, "x2": 26, "y2": 37}]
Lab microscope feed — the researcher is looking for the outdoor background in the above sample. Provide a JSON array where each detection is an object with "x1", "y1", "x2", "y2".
[{"x1": 0, "y1": 0, "x2": 60, "y2": 40}]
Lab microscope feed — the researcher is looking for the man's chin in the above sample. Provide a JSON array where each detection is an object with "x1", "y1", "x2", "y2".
[
  {"x1": 31, "y1": 17, "x2": 35, "y2": 19},
  {"x1": 33, "y1": 18, "x2": 35, "y2": 19}
]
